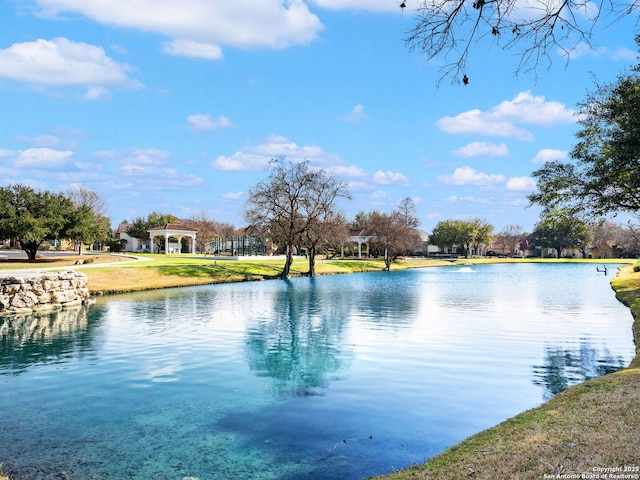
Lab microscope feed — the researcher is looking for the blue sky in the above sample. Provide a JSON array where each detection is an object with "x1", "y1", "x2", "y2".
[{"x1": 0, "y1": 1, "x2": 637, "y2": 233}]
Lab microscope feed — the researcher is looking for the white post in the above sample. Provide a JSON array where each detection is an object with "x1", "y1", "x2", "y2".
[
  {"x1": 150, "y1": 234, "x2": 154, "y2": 254},
  {"x1": 164, "y1": 232, "x2": 169, "y2": 254}
]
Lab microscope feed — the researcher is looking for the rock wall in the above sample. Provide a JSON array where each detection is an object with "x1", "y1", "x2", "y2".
[{"x1": 0, "y1": 270, "x2": 93, "y2": 316}]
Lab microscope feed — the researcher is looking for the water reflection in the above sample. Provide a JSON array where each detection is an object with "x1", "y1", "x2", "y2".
[
  {"x1": 0, "y1": 305, "x2": 100, "y2": 375},
  {"x1": 245, "y1": 279, "x2": 351, "y2": 397},
  {"x1": 0, "y1": 265, "x2": 635, "y2": 480},
  {"x1": 532, "y1": 342, "x2": 627, "y2": 399},
  {"x1": 348, "y1": 272, "x2": 420, "y2": 327}
]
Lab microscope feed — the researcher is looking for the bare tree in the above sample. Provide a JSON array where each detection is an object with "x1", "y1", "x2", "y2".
[
  {"x1": 244, "y1": 157, "x2": 350, "y2": 278},
  {"x1": 66, "y1": 186, "x2": 108, "y2": 217},
  {"x1": 621, "y1": 221, "x2": 640, "y2": 257},
  {"x1": 301, "y1": 211, "x2": 350, "y2": 276},
  {"x1": 496, "y1": 224, "x2": 524, "y2": 255},
  {"x1": 215, "y1": 222, "x2": 236, "y2": 239},
  {"x1": 590, "y1": 220, "x2": 623, "y2": 258},
  {"x1": 405, "y1": 0, "x2": 635, "y2": 83},
  {"x1": 184, "y1": 210, "x2": 220, "y2": 254},
  {"x1": 367, "y1": 199, "x2": 422, "y2": 270}
]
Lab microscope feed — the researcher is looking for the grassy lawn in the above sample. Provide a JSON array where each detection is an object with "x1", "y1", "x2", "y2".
[
  {"x1": 0, "y1": 252, "x2": 457, "y2": 294},
  {"x1": 2, "y1": 251, "x2": 631, "y2": 295},
  {"x1": 0, "y1": 253, "x2": 638, "y2": 480}
]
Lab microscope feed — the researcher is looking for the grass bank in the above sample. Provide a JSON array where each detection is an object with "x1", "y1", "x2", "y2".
[{"x1": 373, "y1": 263, "x2": 640, "y2": 480}]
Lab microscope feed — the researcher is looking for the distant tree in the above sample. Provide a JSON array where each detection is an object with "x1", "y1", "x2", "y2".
[
  {"x1": 530, "y1": 44, "x2": 640, "y2": 218},
  {"x1": 406, "y1": 0, "x2": 638, "y2": 82},
  {"x1": 301, "y1": 211, "x2": 350, "y2": 275},
  {"x1": 469, "y1": 218, "x2": 494, "y2": 256},
  {"x1": 126, "y1": 217, "x2": 149, "y2": 241},
  {"x1": 244, "y1": 157, "x2": 350, "y2": 278},
  {"x1": 215, "y1": 222, "x2": 236, "y2": 239},
  {"x1": 185, "y1": 210, "x2": 219, "y2": 254},
  {"x1": 126, "y1": 211, "x2": 178, "y2": 252},
  {"x1": 0, "y1": 184, "x2": 74, "y2": 262},
  {"x1": 531, "y1": 209, "x2": 591, "y2": 258},
  {"x1": 496, "y1": 224, "x2": 524, "y2": 255},
  {"x1": 589, "y1": 220, "x2": 623, "y2": 258},
  {"x1": 430, "y1": 218, "x2": 493, "y2": 256},
  {"x1": 350, "y1": 211, "x2": 368, "y2": 232},
  {"x1": 430, "y1": 219, "x2": 461, "y2": 253},
  {"x1": 397, "y1": 197, "x2": 420, "y2": 229},
  {"x1": 367, "y1": 200, "x2": 422, "y2": 270},
  {"x1": 66, "y1": 187, "x2": 111, "y2": 254},
  {"x1": 66, "y1": 186, "x2": 108, "y2": 218},
  {"x1": 618, "y1": 221, "x2": 640, "y2": 257}
]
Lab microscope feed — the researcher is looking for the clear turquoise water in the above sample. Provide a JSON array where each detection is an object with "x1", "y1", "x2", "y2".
[{"x1": 0, "y1": 263, "x2": 635, "y2": 479}]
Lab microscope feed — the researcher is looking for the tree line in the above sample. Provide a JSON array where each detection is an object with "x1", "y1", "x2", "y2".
[
  {"x1": 0, "y1": 158, "x2": 424, "y2": 277},
  {"x1": 0, "y1": 184, "x2": 110, "y2": 262},
  {"x1": 431, "y1": 213, "x2": 640, "y2": 259}
]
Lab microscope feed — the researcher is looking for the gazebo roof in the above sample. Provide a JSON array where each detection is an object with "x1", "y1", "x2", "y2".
[{"x1": 148, "y1": 223, "x2": 197, "y2": 233}]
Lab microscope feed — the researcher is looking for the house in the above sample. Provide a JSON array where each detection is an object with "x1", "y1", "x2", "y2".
[{"x1": 115, "y1": 222, "x2": 149, "y2": 252}]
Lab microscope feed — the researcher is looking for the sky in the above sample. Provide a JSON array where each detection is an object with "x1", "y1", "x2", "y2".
[{"x1": 0, "y1": 0, "x2": 637, "y2": 234}]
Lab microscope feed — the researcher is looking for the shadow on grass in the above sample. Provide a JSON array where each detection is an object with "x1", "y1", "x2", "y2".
[{"x1": 155, "y1": 264, "x2": 284, "y2": 280}]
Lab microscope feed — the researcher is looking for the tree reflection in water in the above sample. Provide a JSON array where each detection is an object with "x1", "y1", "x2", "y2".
[
  {"x1": 245, "y1": 278, "x2": 351, "y2": 397},
  {"x1": 532, "y1": 342, "x2": 627, "y2": 399}
]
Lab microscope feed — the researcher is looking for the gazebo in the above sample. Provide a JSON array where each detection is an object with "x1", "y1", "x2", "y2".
[{"x1": 148, "y1": 224, "x2": 197, "y2": 254}]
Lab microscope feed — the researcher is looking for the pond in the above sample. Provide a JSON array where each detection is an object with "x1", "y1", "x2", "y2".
[{"x1": 0, "y1": 263, "x2": 635, "y2": 479}]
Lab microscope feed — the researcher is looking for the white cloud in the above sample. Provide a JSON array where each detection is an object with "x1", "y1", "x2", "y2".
[
  {"x1": 0, "y1": 37, "x2": 139, "y2": 89},
  {"x1": 610, "y1": 46, "x2": 638, "y2": 61},
  {"x1": 452, "y1": 141, "x2": 509, "y2": 158},
  {"x1": 212, "y1": 135, "x2": 341, "y2": 171},
  {"x1": 310, "y1": 0, "x2": 400, "y2": 11},
  {"x1": 443, "y1": 195, "x2": 491, "y2": 204},
  {"x1": 373, "y1": 170, "x2": 409, "y2": 185},
  {"x1": 34, "y1": 0, "x2": 323, "y2": 58},
  {"x1": 164, "y1": 39, "x2": 223, "y2": 60},
  {"x1": 83, "y1": 86, "x2": 110, "y2": 101},
  {"x1": 493, "y1": 91, "x2": 576, "y2": 126},
  {"x1": 506, "y1": 176, "x2": 536, "y2": 191},
  {"x1": 187, "y1": 114, "x2": 235, "y2": 132},
  {"x1": 92, "y1": 147, "x2": 179, "y2": 189},
  {"x1": 339, "y1": 104, "x2": 365, "y2": 124},
  {"x1": 222, "y1": 191, "x2": 244, "y2": 200},
  {"x1": 369, "y1": 190, "x2": 388, "y2": 201},
  {"x1": 437, "y1": 91, "x2": 577, "y2": 141},
  {"x1": 17, "y1": 134, "x2": 61, "y2": 148},
  {"x1": 437, "y1": 108, "x2": 534, "y2": 141},
  {"x1": 437, "y1": 166, "x2": 506, "y2": 186},
  {"x1": 327, "y1": 164, "x2": 368, "y2": 178},
  {"x1": 531, "y1": 148, "x2": 568, "y2": 164},
  {"x1": 125, "y1": 148, "x2": 172, "y2": 165},
  {"x1": 559, "y1": 43, "x2": 637, "y2": 62},
  {"x1": 12, "y1": 148, "x2": 73, "y2": 168}
]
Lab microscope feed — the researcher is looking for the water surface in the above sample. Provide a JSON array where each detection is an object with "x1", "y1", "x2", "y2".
[{"x1": 0, "y1": 263, "x2": 635, "y2": 479}]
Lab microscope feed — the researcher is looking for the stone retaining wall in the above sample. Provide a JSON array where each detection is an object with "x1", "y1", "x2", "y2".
[{"x1": 0, "y1": 270, "x2": 93, "y2": 316}]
